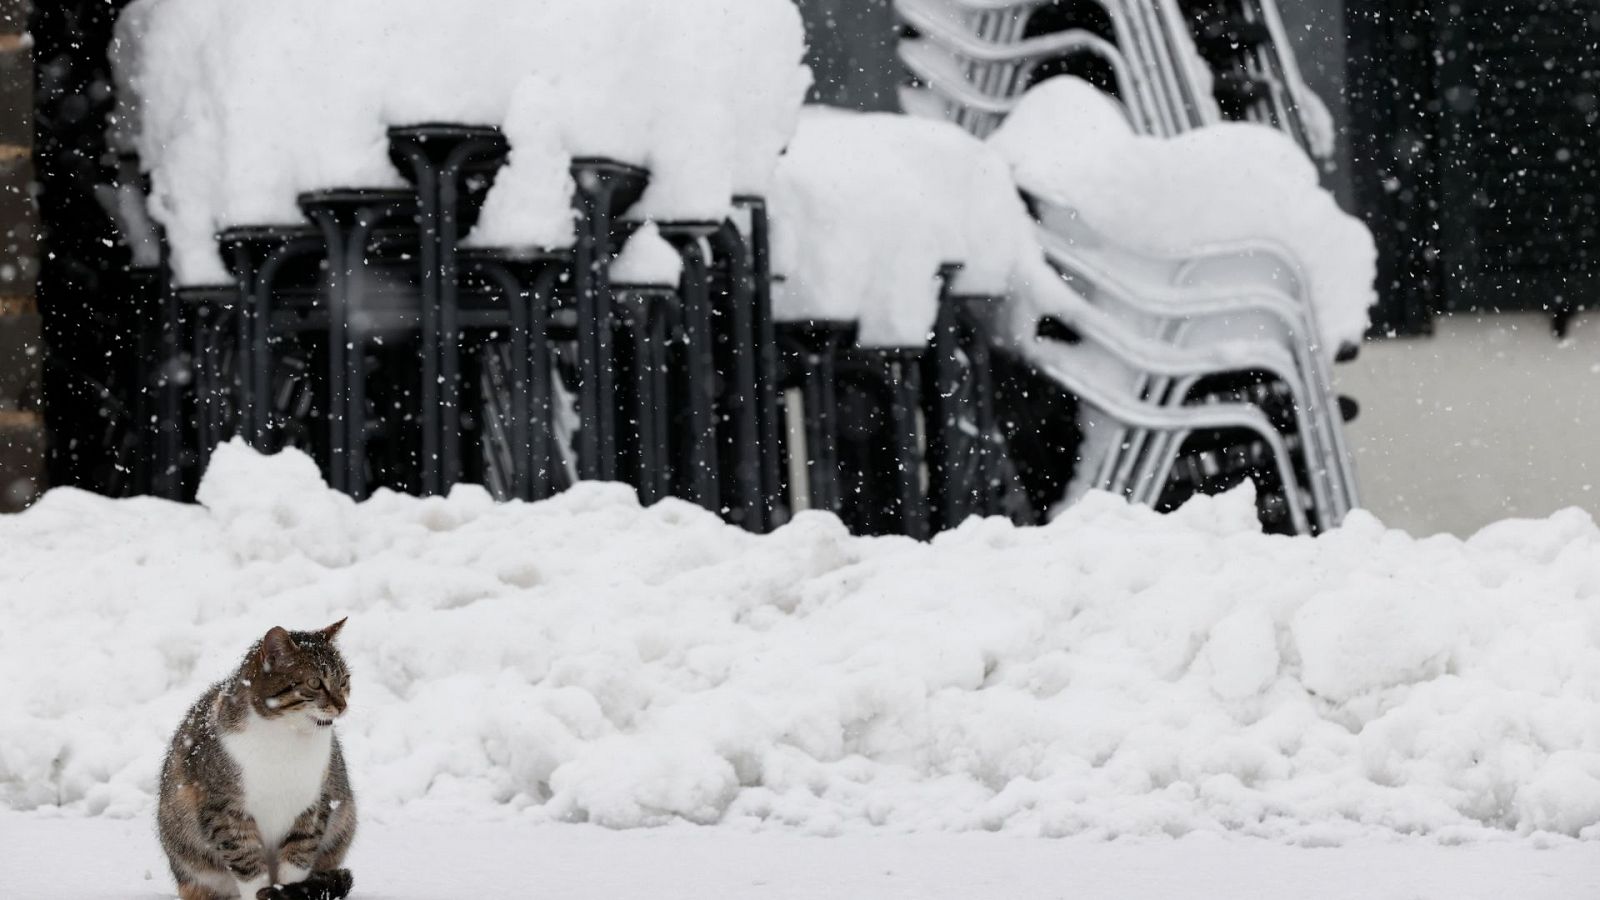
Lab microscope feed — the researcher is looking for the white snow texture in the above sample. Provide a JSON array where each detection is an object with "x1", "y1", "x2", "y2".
[{"x1": 3, "y1": 442, "x2": 1600, "y2": 842}]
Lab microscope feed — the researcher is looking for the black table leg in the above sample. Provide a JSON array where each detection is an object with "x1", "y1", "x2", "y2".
[
  {"x1": 569, "y1": 159, "x2": 650, "y2": 483},
  {"x1": 220, "y1": 227, "x2": 324, "y2": 452},
  {"x1": 735, "y1": 196, "x2": 785, "y2": 528},
  {"x1": 659, "y1": 225, "x2": 722, "y2": 512},
  {"x1": 299, "y1": 190, "x2": 416, "y2": 499},
  {"x1": 389, "y1": 125, "x2": 510, "y2": 494},
  {"x1": 710, "y1": 221, "x2": 765, "y2": 531}
]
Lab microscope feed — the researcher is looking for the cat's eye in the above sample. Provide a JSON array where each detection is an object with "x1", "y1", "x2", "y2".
[{"x1": 307, "y1": 677, "x2": 323, "y2": 690}]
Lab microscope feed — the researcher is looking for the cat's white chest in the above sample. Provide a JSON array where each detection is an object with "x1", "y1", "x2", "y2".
[{"x1": 220, "y1": 712, "x2": 333, "y2": 849}]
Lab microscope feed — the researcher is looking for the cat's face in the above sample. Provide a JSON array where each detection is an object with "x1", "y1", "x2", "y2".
[{"x1": 248, "y1": 619, "x2": 352, "y2": 729}]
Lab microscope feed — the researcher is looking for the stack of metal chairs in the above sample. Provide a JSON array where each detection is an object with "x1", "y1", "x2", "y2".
[
  {"x1": 895, "y1": 0, "x2": 1358, "y2": 534},
  {"x1": 896, "y1": 0, "x2": 1326, "y2": 151}
]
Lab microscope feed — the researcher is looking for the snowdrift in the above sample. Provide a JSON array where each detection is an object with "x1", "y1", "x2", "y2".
[{"x1": 3, "y1": 442, "x2": 1600, "y2": 841}]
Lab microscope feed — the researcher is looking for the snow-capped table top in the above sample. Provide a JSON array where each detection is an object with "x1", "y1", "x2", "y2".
[
  {"x1": 111, "y1": 0, "x2": 811, "y2": 285},
  {"x1": 769, "y1": 108, "x2": 1043, "y2": 347}
]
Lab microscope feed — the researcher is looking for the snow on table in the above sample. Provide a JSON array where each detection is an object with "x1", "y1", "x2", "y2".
[
  {"x1": 769, "y1": 108, "x2": 1048, "y2": 347},
  {"x1": 4, "y1": 441, "x2": 1600, "y2": 845},
  {"x1": 3, "y1": 809, "x2": 1597, "y2": 900},
  {"x1": 610, "y1": 222, "x2": 684, "y2": 288},
  {"x1": 111, "y1": 0, "x2": 811, "y2": 284},
  {"x1": 988, "y1": 77, "x2": 1377, "y2": 352}
]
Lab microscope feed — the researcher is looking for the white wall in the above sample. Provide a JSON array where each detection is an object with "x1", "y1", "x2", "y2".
[{"x1": 1334, "y1": 313, "x2": 1600, "y2": 537}]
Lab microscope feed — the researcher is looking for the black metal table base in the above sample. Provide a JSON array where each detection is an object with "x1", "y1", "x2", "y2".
[
  {"x1": 570, "y1": 158, "x2": 649, "y2": 483},
  {"x1": 298, "y1": 189, "x2": 418, "y2": 499},
  {"x1": 389, "y1": 124, "x2": 510, "y2": 495}
]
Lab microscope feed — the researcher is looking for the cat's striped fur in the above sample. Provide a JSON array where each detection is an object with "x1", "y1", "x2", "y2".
[{"x1": 157, "y1": 621, "x2": 357, "y2": 900}]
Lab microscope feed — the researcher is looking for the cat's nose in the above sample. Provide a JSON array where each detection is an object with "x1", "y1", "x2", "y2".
[{"x1": 329, "y1": 694, "x2": 347, "y2": 714}]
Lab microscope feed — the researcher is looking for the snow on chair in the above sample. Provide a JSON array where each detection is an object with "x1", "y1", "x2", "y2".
[
  {"x1": 769, "y1": 106, "x2": 1326, "y2": 533},
  {"x1": 987, "y1": 78, "x2": 1367, "y2": 527}
]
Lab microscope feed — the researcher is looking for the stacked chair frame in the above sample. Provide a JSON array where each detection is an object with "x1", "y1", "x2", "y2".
[{"x1": 897, "y1": 0, "x2": 1359, "y2": 533}]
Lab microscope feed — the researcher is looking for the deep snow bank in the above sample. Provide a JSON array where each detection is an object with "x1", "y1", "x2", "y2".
[{"x1": 3, "y1": 442, "x2": 1600, "y2": 841}]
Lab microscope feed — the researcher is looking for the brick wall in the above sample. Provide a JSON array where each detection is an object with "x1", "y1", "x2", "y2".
[{"x1": 0, "y1": 0, "x2": 38, "y2": 511}]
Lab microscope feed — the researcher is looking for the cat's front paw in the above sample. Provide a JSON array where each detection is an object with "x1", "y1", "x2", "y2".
[
  {"x1": 257, "y1": 869, "x2": 354, "y2": 900},
  {"x1": 318, "y1": 868, "x2": 354, "y2": 898}
]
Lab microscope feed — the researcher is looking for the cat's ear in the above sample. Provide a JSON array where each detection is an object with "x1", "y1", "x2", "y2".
[
  {"x1": 320, "y1": 617, "x2": 348, "y2": 642},
  {"x1": 260, "y1": 626, "x2": 298, "y2": 670}
]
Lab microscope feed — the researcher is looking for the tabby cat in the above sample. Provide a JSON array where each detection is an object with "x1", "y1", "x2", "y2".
[{"x1": 157, "y1": 620, "x2": 357, "y2": 900}]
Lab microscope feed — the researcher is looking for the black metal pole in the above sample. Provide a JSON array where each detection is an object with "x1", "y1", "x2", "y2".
[
  {"x1": 389, "y1": 126, "x2": 510, "y2": 494},
  {"x1": 711, "y1": 221, "x2": 765, "y2": 530},
  {"x1": 925, "y1": 263, "x2": 967, "y2": 530},
  {"x1": 735, "y1": 196, "x2": 785, "y2": 528},
  {"x1": 152, "y1": 242, "x2": 183, "y2": 500},
  {"x1": 886, "y1": 349, "x2": 928, "y2": 539},
  {"x1": 659, "y1": 223, "x2": 723, "y2": 512},
  {"x1": 569, "y1": 159, "x2": 650, "y2": 483},
  {"x1": 299, "y1": 190, "x2": 416, "y2": 499}
]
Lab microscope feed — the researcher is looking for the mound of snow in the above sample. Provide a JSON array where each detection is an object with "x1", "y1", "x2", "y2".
[
  {"x1": 988, "y1": 77, "x2": 1377, "y2": 351},
  {"x1": 111, "y1": 0, "x2": 811, "y2": 284},
  {"x1": 609, "y1": 222, "x2": 683, "y2": 288},
  {"x1": 3, "y1": 442, "x2": 1600, "y2": 842}
]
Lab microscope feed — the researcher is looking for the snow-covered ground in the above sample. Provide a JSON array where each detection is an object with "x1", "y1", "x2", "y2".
[
  {"x1": 5, "y1": 441, "x2": 1600, "y2": 895},
  {"x1": 5, "y1": 809, "x2": 1598, "y2": 900}
]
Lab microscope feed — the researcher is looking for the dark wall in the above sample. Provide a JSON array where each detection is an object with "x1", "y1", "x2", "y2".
[
  {"x1": 1276, "y1": 0, "x2": 1353, "y2": 207},
  {"x1": 0, "y1": 0, "x2": 38, "y2": 509},
  {"x1": 32, "y1": 0, "x2": 141, "y2": 495},
  {"x1": 795, "y1": 0, "x2": 901, "y2": 111}
]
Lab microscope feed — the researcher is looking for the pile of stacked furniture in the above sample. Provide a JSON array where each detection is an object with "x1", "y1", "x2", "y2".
[
  {"x1": 115, "y1": 131, "x2": 1019, "y2": 538},
  {"x1": 894, "y1": 0, "x2": 1360, "y2": 533},
  {"x1": 102, "y1": 0, "x2": 1360, "y2": 537},
  {"x1": 896, "y1": 0, "x2": 1329, "y2": 151}
]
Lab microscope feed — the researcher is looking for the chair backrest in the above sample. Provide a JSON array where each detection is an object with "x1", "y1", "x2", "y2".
[
  {"x1": 896, "y1": 0, "x2": 1326, "y2": 157},
  {"x1": 1030, "y1": 190, "x2": 1310, "y2": 302}
]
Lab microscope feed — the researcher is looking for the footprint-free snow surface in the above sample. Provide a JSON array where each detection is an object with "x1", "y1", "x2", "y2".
[
  {"x1": 4, "y1": 442, "x2": 1600, "y2": 847},
  {"x1": 4, "y1": 809, "x2": 1598, "y2": 900}
]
